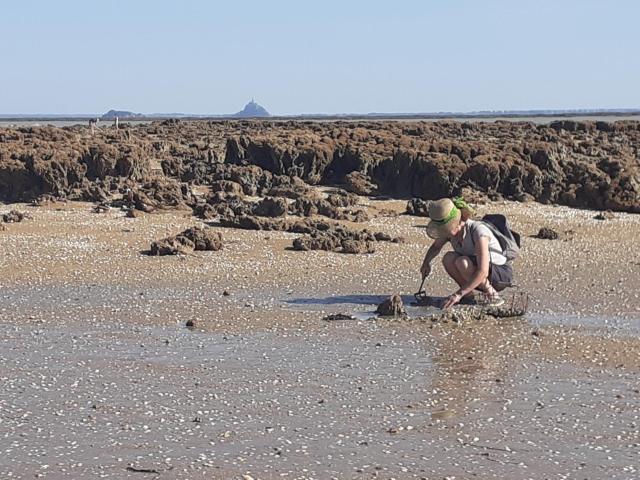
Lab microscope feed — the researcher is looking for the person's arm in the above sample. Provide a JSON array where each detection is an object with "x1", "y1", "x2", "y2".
[
  {"x1": 420, "y1": 238, "x2": 447, "y2": 278},
  {"x1": 443, "y1": 236, "x2": 490, "y2": 308}
]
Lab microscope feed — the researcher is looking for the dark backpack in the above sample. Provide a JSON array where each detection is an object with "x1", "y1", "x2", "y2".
[{"x1": 479, "y1": 214, "x2": 521, "y2": 262}]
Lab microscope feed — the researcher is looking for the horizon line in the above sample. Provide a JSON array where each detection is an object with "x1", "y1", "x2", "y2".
[{"x1": 2, "y1": 107, "x2": 640, "y2": 120}]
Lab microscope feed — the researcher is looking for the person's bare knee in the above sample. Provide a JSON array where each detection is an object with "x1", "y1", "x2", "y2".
[
  {"x1": 442, "y1": 252, "x2": 459, "y2": 275},
  {"x1": 454, "y1": 256, "x2": 477, "y2": 281}
]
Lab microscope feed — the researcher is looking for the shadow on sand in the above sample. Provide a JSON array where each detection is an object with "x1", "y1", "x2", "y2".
[{"x1": 285, "y1": 294, "x2": 422, "y2": 307}]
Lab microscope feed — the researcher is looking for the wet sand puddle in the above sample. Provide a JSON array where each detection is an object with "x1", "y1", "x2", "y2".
[
  {"x1": 1, "y1": 286, "x2": 639, "y2": 478},
  {"x1": 285, "y1": 293, "x2": 443, "y2": 321},
  {"x1": 286, "y1": 290, "x2": 640, "y2": 335}
]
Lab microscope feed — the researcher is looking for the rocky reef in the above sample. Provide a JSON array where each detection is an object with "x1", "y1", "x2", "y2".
[{"x1": 0, "y1": 119, "x2": 638, "y2": 214}]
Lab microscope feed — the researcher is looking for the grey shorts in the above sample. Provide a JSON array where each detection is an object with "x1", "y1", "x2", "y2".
[
  {"x1": 489, "y1": 262, "x2": 513, "y2": 291},
  {"x1": 468, "y1": 256, "x2": 514, "y2": 291}
]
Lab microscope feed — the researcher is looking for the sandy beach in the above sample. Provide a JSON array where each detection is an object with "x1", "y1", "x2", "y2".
[{"x1": 1, "y1": 197, "x2": 639, "y2": 479}]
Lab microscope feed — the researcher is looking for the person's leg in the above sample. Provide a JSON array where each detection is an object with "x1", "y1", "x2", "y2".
[
  {"x1": 453, "y1": 255, "x2": 477, "y2": 284},
  {"x1": 455, "y1": 256, "x2": 484, "y2": 302},
  {"x1": 448, "y1": 254, "x2": 491, "y2": 289},
  {"x1": 447, "y1": 254, "x2": 505, "y2": 305},
  {"x1": 455, "y1": 255, "x2": 500, "y2": 302},
  {"x1": 443, "y1": 254, "x2": 477, "y2": 302},
  {"x1": 442, "y1": 252, "x2": 466, "y2": 287},
  {"x1": 473, "y1": 264, "x2": 505, "y2": 305},
  {"x1": 453, "y1": 255, "x2": 504, "y2": 301}
]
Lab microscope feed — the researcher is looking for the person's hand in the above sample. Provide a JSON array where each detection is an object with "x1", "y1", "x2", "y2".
[
  {"x1": 443, "y1": 291, "x2": 463, "y2": 309},
  {"x1": 420, "y1": 260, "x2": 431, "y2": 279}
]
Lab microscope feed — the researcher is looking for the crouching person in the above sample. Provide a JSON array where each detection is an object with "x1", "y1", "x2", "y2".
[{"x1": 420, "y1": 198, "x2": 514, "y2": 309}]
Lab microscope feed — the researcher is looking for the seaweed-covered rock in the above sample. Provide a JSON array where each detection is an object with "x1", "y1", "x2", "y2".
[
  {"x1": 252, "y1": 196, "x2": 288, "y2": 217},
  {"x1": 292, "y1": 235, "x2": 340, "y2": 252},
  {"x1": 534, "y1": 227, "x2": 559, "y2": 240},
  {"x1": 405, "y1": 198, "x2": 430, "y2": 217},
  {"x1": 181, "y1": 227, "x2": 223, "y2": 251},
  {"x1": 210, "y1": 180, "x2": 245, "y2": 197},
  {"x1": 349, "y1": 210, "x2": 370, "y2": 222},
  {"x1": 1, "y1": 210, "x2": 27, "y2": 223},
  {"x1": 344, "y1": 171, "x2": 376, "y2": 195},
  {"x1": 129, "y1": 179, "x2": 192, "y2": 213},
  {"x1": 219, "y1": 214, "x2": 288, "y2": 231},
  {"x1": 149, "y1": 226, "x2": 223, "y2": 256},
  {"x1": 376, "y1": 294, "x2": 406, "y2": 316},
  {"x1": 341, "y1": 239, "x2": 375, "y2": 254},
  {"x1": 289, "y1": 197, "x2": 368, "y2": 222},
  {"x1": 150, "y1": 237, "x2": 189, "y2": 256},
  {"x1": 290, "y1": 198, "x2": 337, "y2": 218},
  {"x1": 326, "y1": 191, "x2": 359, "y2": 208}
]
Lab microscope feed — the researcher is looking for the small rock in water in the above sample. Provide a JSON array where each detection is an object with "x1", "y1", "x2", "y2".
[
  {"x1": 594, "y1": 210, "x2": 615, "y2": 221},
  {"x1": 92, "y1": 203, "x2": 110, "y2": 214},
  {"x1": 376, "y1": 294, "x2": 406, "y2": 316},
  {"x1": 484, "y1": 306, "x2": 527, "y2": 318},
  {"x1": 323, "y1": 313, "x2": 355, "y2": 321},
  {"x1": 534, "y1": 227, "x2": 559, "y2": 240}
]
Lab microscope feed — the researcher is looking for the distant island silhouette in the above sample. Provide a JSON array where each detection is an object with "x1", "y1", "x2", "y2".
[
  {"x1": 97, "y1": 100, "x2": 271, "y2": 120},
  {"x1": 101, "y1": 109, "x2": 145, "y2": 120},
  {"x1": 232, "y1": 99, "x2": 270, "y2": 118}
]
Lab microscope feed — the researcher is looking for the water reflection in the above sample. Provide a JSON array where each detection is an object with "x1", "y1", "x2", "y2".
[{"x1": 428, "y1": 318, "x2": 530, "y2": 420}]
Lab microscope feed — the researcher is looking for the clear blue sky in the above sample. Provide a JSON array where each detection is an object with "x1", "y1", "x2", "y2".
[{"x1": 1, "y1": 0, "x2": 638, "y2": 115}]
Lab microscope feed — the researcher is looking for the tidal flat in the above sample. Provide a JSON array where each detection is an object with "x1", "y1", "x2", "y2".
[{"x1": 0, "y1": 199, "x2": 638, "y2": 479}]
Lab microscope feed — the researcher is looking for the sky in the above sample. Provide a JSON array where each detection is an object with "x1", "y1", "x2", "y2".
[{"x1": 1, "y1": 0, "x2": 639, "y2": 115}]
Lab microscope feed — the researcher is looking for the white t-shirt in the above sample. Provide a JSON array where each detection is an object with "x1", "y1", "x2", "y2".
[{"x1": 450, "y1": 220, "x2": 507, "y2": 266}]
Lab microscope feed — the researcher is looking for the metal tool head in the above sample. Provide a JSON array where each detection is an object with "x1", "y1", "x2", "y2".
[
  {"x1": 414, "y1": 275, "x2": 429, "y2": 304},
  {"x1": 414, "y1": 289, "x2": 429, "y2": 304}
]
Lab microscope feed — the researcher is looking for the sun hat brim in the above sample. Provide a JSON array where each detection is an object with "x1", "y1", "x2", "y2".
[{"x1": 426, "y1": 207, "x2": 461, "y2": 239}]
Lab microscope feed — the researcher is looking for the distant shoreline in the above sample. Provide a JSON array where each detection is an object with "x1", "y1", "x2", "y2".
[
  {"x1": 2, "y1": 114, "x2": 640, "y2": 129},
  {"x1": 1, "y1": 109, "x2": 640, "y2": 123}
]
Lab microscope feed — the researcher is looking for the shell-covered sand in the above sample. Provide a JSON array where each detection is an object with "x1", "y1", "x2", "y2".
[{"x1": 1, "y1": 199, "x2": 639, "y2": 479}]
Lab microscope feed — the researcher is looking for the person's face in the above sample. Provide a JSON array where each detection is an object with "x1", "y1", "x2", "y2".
[{"x1": 448, "y1": 219, "x2": 464, "y2": 239}]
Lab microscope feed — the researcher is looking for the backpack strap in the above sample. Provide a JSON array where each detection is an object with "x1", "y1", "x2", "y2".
[{"x1": 467, "y1": 220, "x2": 506, "y2": 260}]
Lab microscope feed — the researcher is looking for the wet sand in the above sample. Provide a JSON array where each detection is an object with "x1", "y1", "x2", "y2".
[{"x1": 1, "y1": 200, "x2": 639, "y2": 479}]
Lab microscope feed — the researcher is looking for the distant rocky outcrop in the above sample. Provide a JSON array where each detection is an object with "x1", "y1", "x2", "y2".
[
  {"x1": 232, "y1": 100, "x2": 270, "y2": 118},
  {"x1": 101, "y1": 110, "x2": 145, "y2": 120}
]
